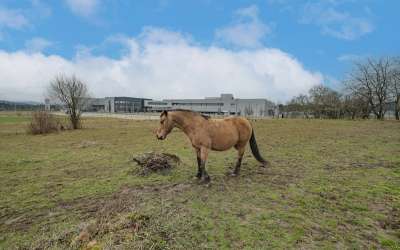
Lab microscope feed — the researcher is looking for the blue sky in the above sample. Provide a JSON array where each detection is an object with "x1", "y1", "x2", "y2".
[{"x1": 0, "y1": 0, "x2": 399, "y2": 102}]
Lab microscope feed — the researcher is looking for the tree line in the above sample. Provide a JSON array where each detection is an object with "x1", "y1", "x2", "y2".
[{"x1": 282, "y1": 57, "x2": 400, "y2": 120}]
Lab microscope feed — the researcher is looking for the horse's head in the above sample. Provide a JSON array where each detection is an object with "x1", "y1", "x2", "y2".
[{"x1": 156, "y1": 110, "x2": 174, "y2": 140}]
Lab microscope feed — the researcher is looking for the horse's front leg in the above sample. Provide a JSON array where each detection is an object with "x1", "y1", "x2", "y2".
[
  {"x1": 199, "y1": 147, "x2": 210, "y2": 183},
  {"x1": 195, "y1": 148, "x2": 202, "y2": 179}
]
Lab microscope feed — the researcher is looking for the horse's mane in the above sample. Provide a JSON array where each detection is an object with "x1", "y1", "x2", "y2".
[{"x1": 169, "y1": 109, "x2": 210, "y2": 120}]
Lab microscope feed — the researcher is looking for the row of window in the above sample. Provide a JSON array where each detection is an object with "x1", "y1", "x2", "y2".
[
  {"x1": 114, "y1": 100, "x2": 141, "y2": 105},
  {"x1": 172, "y1": 103, "x2": 223, "y2": 107},
  {"x1": 148, "y1": 102, "x2": 169, "y2": 105}
]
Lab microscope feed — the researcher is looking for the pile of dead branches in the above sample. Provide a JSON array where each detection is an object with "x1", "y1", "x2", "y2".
[{"x1": 132, "y1": 152, "x2": 180, "y2": 175}]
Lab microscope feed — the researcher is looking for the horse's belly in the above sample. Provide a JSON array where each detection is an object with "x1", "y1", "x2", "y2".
[
  {"x1": 210, "y1": 128, "x2": 238, "y2": 151},
  {"x1": 211, "y1": 144, "x2": 233, "y2": 151}
]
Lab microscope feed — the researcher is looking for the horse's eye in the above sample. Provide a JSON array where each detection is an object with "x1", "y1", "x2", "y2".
[{"x1": 160, "y1": 120, "x2": 164, "y2": 125}]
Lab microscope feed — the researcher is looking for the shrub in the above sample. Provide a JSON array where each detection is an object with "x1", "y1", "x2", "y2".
[{"x1": 28, "y1": 111, "x2": 60, "y2": 135}]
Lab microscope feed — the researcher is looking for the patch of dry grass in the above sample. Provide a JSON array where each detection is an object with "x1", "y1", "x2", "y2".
[
  {"x1": 0, "y1": 114, "x2": 399, "y2": 249},
  {"x1": 27, "y1": 111, "x2": 60, "y2": 135}
]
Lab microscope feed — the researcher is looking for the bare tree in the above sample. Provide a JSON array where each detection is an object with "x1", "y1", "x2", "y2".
[
  {"x1": 48, "y1": 74, "x2": 89, "y2": 129},
  {"x1": 309, "y1": 85, "x2": 342, "y2": 119},
  {"x1": 296, "y1": 94, "x2": 311, "y2": 118},
  {"x1": 283, "y1": 56, "x2": 399, "y2": 120},
  {"x1": 286, "y1": 94, "x2": 310, "y2": 118},
  {"x1": 390, "y1": 57, "x2": 400, "y2": 120},
  {"x1": 346, "y1": 57, "x2": 392, "y2": 120},
  {"x1": 342, "y1": 93, "x2": 370, "y2": 119}
]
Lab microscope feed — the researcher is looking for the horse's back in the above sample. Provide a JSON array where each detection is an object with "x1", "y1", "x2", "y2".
[{"x1": 222, "y1": 116, "x2": 252, "y2": 133}]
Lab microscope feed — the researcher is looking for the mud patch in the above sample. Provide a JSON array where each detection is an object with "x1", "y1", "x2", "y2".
[
  {"x1": 72, "y1": 140, "x2": 98, "y2": 149},
  {"x1": 1, "y1": 210, "x2": 49, "y2": 232},
  {"x1": 379, "y1": 207, "x2": 400, "y2": 230},
  {"x1": 58, "y1": 183, "x2": 191, "y2": 221},
  {"x1": 16, "y1": 182, "x2": 192, "y2": 249},
  {"x1": 349, "y1": 161, "x2": 394, "y2": 169},
  {"x1": 131, "y1": 152, "x2": 180, "y2": 175}
]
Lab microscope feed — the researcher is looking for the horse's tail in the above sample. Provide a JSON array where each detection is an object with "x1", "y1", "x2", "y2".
[{"x1": 249, "y1": 128, "x2": 268, "y2": 165}]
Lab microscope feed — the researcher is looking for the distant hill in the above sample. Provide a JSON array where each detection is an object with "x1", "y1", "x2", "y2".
[{"x1": 0, "y1": 100, "x2": 44, "y2": 111}]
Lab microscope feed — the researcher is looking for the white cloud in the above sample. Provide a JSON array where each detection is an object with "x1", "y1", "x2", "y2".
[
  {"x1": 300, "y1": 2, "x2": 374, "y2": 40},
  {"x1": 65, "y1": 0, "x2": 100, "y2": 17},
  {"x1": 337, "y1": 54, "x2": 361, "y2": 62},
  {"x1": 215, "y1": 5, "x2": 272, "y2": 48},
  {"x1": 0, "y1": 3, "x2": 52, "y2": 40},
  {"x1": 0, "y1": 7, "x2": 29, "y2": 30},
  {"x1": 25, "y1": 37, "x2": 53, "y2": 53},
  {"x1": 0, "y1": 27, "x2": 323, "y2": 103}
]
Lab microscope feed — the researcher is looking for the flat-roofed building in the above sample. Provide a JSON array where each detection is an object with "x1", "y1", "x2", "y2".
[
  {"x1": 83, "y1": 97, "x2": 150, "y2": 113},
  {"x1": 145, "y1": 94, "x2": 275, "y2": 117},
  {"x1": 143, "y1": 100, "x2": 172, "y2": 112},
  {"x1": 83, "y1": 98, "x2": 107, "y2": 112},
  {"x1": 83, "y1": 94, "x2": 275, "y2": 117}
]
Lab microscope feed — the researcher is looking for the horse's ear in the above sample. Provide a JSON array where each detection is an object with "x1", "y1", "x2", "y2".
[{"x1": 161, "y1": 110, "x2": 168, "y2": 117}]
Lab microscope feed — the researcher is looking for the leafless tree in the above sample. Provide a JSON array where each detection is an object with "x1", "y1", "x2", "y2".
[
  {"x1": 390, "y1": 57, "x2": 400, "y2": 120},
  {"x1": 48, "y1": 74, "x2": 89, "y2": 129},
  {"x1": 309, "y1": 85, "x2": 342, "y2": 119},
  {"x1": 341, "y1": 93, "x2": 370, "y2": 119},
  {"x1": 286, "y1": 94, "x2": 310, "y2": 118},
  {"x1": 346, "y1": 57, "x2": 392, "y2": 120}
]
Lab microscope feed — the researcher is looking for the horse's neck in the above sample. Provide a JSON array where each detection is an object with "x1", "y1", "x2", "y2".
[{"x1": 171, "y1": 112, "x2": 197, "y2": 136}]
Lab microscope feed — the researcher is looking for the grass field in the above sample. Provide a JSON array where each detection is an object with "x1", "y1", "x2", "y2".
[{"x1": 0, "y1": 112, "x2": 399, "y2": 249}]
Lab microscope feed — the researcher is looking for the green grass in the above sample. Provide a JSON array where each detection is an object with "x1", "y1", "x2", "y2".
[
  {"x1": 0, "y1": 113, "x2": 399, "y2": 249},
  {"x1": 0, "y1": 113, "x2": 30, "y2": 124}
]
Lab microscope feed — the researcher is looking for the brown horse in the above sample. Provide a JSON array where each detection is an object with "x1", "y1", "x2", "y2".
[{"x1": 156, "y1": 109, "x2": 269, "y2": 183}]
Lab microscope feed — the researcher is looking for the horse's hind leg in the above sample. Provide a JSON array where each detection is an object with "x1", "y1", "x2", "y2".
[{"x1": 232, "y1": 146, "x2": 245, "y2": 176}]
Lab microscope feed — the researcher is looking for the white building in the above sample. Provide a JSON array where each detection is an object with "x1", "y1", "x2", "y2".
[{"x1": 144, "y1": 94, "x2": 275, "y2": 117}]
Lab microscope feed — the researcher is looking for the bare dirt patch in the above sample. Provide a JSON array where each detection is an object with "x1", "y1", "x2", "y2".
[
  {"x1": 349, "y1": 160, "x2": 396, "y2": 169},
  {"x1": 379, "y1": 207, "x2": 400, "y2": 230},
  {"x1": 15, "y1": 182, "x2": 192, "y2": 249}
]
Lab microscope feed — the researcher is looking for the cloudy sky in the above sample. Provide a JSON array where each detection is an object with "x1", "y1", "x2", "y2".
[{"x1": 0, "y1": 0, "x2": 399, "y2": 102}]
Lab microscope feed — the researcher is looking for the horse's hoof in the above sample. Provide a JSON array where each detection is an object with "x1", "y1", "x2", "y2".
[
  {"x1": 260, "y1": 161, "x2": 270, "y2": 168},
  {"x1": 230, "y1": 172, "x2": 239, "y2": 177},
  {"x1": 199, "y1": 175, "x2": 211, "y2": 184}
]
